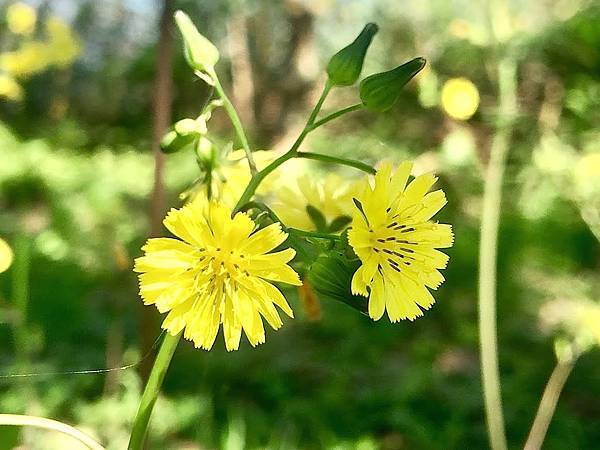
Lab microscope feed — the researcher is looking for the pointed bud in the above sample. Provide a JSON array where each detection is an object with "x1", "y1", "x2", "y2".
[
  {"x1": 326, "y1": 23, "x2": 379, "y2": 86},
  {"x1": 359, "y1": 57, "x2": 426, "y2": 111},
  {"x1": 174, "y1": 10, "x2": 219, "y2": 73}
]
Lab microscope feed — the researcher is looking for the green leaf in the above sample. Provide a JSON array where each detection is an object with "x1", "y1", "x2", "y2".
[
  {"x1": 327, "y1": 23, "x2": 379, "y2": 86},
  {"x1": 308, "y1": 250, "x2": 368, "y2": 316},
  {"x1": 306, "y1": 205, "x2": 327, "y2": 231},
  {"x1": 359, "y1": 57, "x2": 426, "y2": 111},
  {"x1": 174, "y1": 10, "x2": 219, "y2": 73}
]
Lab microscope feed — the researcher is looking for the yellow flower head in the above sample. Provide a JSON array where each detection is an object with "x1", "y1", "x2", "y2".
[
  {"x1": 348, "y1": 162, "x2": 453, "y2": 322},
  {"x1": 134, "y1": 197, "x2": 301, "y2": 351},
  {"x1": 272, "y1": 173, "x2": 357, "y2": 231},
  {"x1": 0, "y1": 238, "x2": 14, "y2": 273},
  {"x1": 6, "y1": 2, "x2": 37, "y2": 36},
  {"x1": 441, "y1": 77, "x2": 480, "y2": 120},
  {"x1": 0, "y1": 74, "x2": 23, "y2": 101}
]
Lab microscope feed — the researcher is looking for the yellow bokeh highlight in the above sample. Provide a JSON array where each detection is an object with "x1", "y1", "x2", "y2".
[
  {"x1": 0, "y1": 238, "x2": 14, "y2": 273},
  {"x1": 0, "y1": 73, "x2": 23, "y2": 100},
  {"x1": 6, "y1": 2, "x2": 37, "y2": 36},
  {"x1": 441, "y1": 77, "x2": 480, "y2": 120}
]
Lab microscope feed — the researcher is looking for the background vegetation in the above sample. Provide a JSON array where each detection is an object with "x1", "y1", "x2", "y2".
[{"x1": 0, "y1": 0, "x2": 599, "y2": 448}]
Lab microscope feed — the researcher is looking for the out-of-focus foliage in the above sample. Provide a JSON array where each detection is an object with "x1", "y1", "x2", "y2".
[{"x1": 0, "y1": 0, "x2": 599, "y2": 448}]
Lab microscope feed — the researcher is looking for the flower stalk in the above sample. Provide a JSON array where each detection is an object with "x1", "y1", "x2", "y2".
[
  {"x1": 234, "y1": 81, "x2": 369, "y2": 212},
  {"x1": 478, "y1": 55, "x2": 517, "y2": 450},
  {"x1": 211, "y1": 71, "x2": 257, "y2": 175},
  {"x1": 523, "y1": 358, "x2": 576, "y2": 450},
  {"x1": 0, "y1": 414, "x2": 105, "y2": 450},
  {"x1": 127, "y1": 332, "x2": 180, "y2": 450}
]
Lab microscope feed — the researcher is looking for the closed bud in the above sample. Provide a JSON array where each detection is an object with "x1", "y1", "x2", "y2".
[
  {"x1": 308, "y1": 251, "x2": 368, "y2": 315},
  {"x1": 359, "y1": 57, "x2": 426, "y2": 111},
  {"x1": 160, "y1": 130, "x2": 197, "y2": 154},
  {"x1": 327, "y1": 23, "x2": 378, "y2": 86},
  {"x1": 174, "y1": 117, "x2": 207, "y2": 135},
  {"x1": 174, "y1": 10, "x2": 219, "y2": 74}
]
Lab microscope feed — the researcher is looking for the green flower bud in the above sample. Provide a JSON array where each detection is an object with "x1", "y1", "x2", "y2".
[
  {"x1": 308, "y1": 251, "x2": 368, "y2": 315},
  {"x1": 174, "y1": 10, "x2": 219, "y2": 73},
  {"x1": 327, "y1": 23, "x2": 379, "y2": 86},
  {"x1": 160, "y1": 130, "x2": 197, "y2": 154},
  {"x1": 359, "y1": 57, "x2": 426, "y2": 111}
]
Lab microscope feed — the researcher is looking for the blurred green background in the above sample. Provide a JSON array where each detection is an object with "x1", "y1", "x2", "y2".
[{"x1": 1, "y1": 0, "x2": 599, "y2": 448}]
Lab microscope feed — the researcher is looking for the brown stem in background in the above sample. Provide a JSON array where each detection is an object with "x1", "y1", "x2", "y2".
[{"x1": 140, "y1": 0, "x2": 174, "y2": 383}]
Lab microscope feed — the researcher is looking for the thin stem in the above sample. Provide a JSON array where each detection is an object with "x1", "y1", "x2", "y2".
[
  {"x1": 288, "y1": 228, "x2": 341, "y2": 241},
  {"x1": 211, "y1": 71, "x2": 257, "y2": 175},
  {"x1": 128, "y1": 332, "x2": 180, "y2": 450},
  {"x1": 297, "y1": 151, "x2": 375, "y2": 174},
  {"x1": 310, "y1": 103, "x2": 363, "y2": 130},
  {"x1": 478, "y1": 55, "x2": 517, "y2": 450},
  {"x1": 233, "y1": 81, "x2": 333, "y2": 212},
  {"x1": 307, "y1": 80, "x2": 332, "y2": 126},
  {"x1": 0, "y1": 414, "x2": 105, "y2": 450},
  {"x1": 523, "y1": 359, "x2": 576, "y2": 450}
]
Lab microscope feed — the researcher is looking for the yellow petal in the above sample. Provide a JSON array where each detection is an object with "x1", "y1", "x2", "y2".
[
  {"x1": 240, "y1": 223, "x2": 287, "y2": 255},
  {"x1": 368, "y1": 274, "x2": 386, "y2": 320}
]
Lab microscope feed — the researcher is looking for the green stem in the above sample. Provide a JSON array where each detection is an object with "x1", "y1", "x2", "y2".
[
  {"x1": 307, "y1": 80, "x2": 332, "y2": 126},
  {"x1": 0, "y1": 414, "x2": 105, "y2": 450},
  {"x1": 127, "y1": 332, "x2": 180, "y2": 450},
  {"x1": 288, "y1": 228, "x2": 341, "y2": 241},
  {"x1": 12, "y1": 234, "x2": 32, "y2": 380},
  {"x1": 233, "y1": 82, "x2": 332, "y2": 212},
  {"x1": 310, "y1": 103, "x2": 363, "y2": 130},
  {"x1": 211, "y1": 72, "x2": 257, "y2": 175},
  {"x1": 523, "y1": 359, "x2": 576, "y2": 450},
  {"x1": 297, "y1": 152, "x2": 375, "y2": 174},
  {"x1": 478, "y1": 55, "x2": 517, "y2": 450}
]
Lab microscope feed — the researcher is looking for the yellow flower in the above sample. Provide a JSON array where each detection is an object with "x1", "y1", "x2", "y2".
[
  {"x1": 0, "y1": 238, "x2": 14, "y2": 273},
  {"x1": 0, "y1": 74, "x2": 23, "y2": 101},
  {"x1": 271, "y1": 173, "x2": 357, "y2": 231},
  {"x1": 134, "y1": 196, "x2": 301, "y2": 351},
  {"x1": 441, "y1": 77, "x2": 480, "y2": 120},
  {"x1": 348, "y1": 162, "x2": 453, "y2": 322},
  {"x1": 6, "y1": 2, "x2": 37, "y2": 36}
]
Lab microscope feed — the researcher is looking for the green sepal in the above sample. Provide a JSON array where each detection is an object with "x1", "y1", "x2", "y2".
[
  {"x1": 160, "y1": 130, "x2": 197, "y2": 154},
  {"x1": 359, "y1": 57, "x2": 426, "y2": 111},
  {"x1": 174, "y1": 10, "x2": 219, "y2": 73},
  {"x1": 328, "y1": 215, "x2": 351, "y2": 233},
  {"x1": 308, "y1": 250, "x2": 368, "y2": 316},
  {"x1": 327, "y1": 23, "x2": 379, "y2": 86},
  {"x1": 306, "y1": 205, "x2": 327, "y2": 231}
]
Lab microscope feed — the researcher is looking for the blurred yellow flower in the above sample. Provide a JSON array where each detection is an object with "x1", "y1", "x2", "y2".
[
  {"x1": 348, "y1": 162, "x2": 453, "y2": 321},
  {"x1": 540, "y1": 297, "x2": 600, "y2": 352},
  {"x1": 0, "y1": 15, "x2": 80, "y2": 80},
  {"x1": 186, "y1": 149, "x2": 278, "y2": 208},
  {"x1": 6, "y1": 2, "x2": 37, "y2": 36},
  {"x1": 0, "y1": 238, "x2": 14, "y2": 273},
  {"x1": 0, "y1": 74, "x2": 23, "y2": 101},
  {"x1": 134, "y1": 196, "x2": 301, "y2": 351},
  {"x1": 45, "y1": 17, "x2": 81, "y2": 67},
  {"x1": 575, "y1": 152, "x2": 600, "y2": 181},
  {"x1": 271, "y1": 173, "x2": 357, "y2": 231},
  {"x1": 1, "y1": 42, "x2": 50, "y2": 77},
  {"x1": 441, "y1": 77, "x2": 480, "y2": 120}
]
